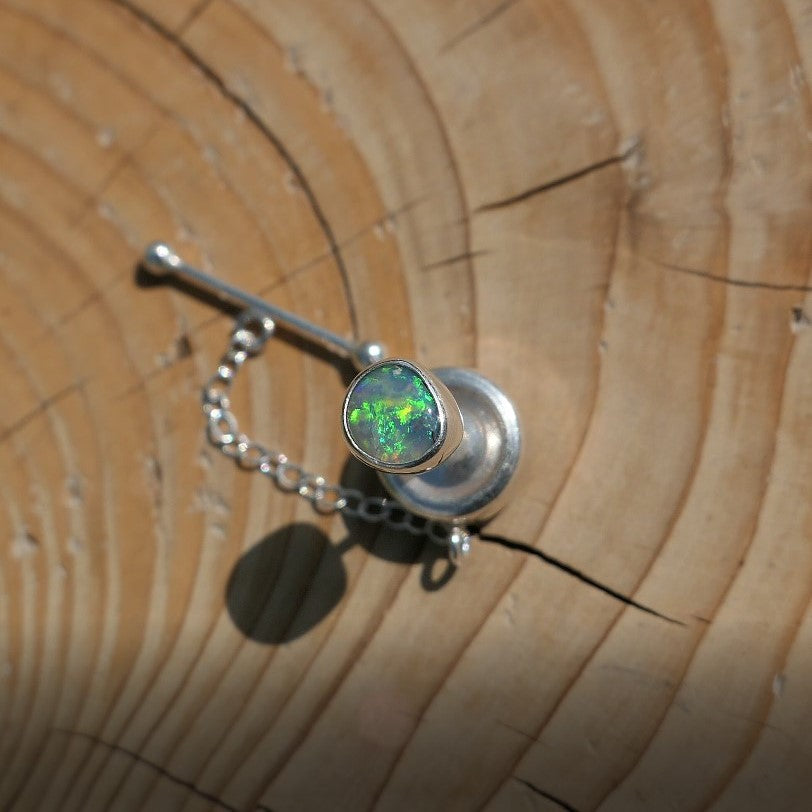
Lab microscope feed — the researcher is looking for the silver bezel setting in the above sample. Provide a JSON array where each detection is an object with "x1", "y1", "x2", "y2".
[
  {"x1": 378, "y1": 367, "x2": 522, "y2": 524},
  {"x1": 341, "y1": 359, "x2": 462, "y2": 475}
]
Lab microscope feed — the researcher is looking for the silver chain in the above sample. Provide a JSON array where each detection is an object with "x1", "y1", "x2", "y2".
[{"x1": 200, "y1": 311, "x2": 472, "y2": 563}]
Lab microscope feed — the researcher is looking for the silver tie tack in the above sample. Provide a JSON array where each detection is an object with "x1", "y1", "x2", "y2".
[{"x1": 142, "y1": 242, "x2": 521, "y2": 558}]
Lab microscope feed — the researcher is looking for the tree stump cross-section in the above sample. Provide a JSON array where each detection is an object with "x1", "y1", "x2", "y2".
[{"x1": 0, "y1": 1, "x2": 811, "y2": 810}]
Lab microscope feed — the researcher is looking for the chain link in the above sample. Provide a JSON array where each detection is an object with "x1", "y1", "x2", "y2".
[{"x1": 201, "y1": 310, "x2": 470, "y2": 560}]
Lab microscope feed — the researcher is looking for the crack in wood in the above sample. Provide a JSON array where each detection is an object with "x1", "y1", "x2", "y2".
[
  {"x1": 0, "y1": 379, "x2": 86, "y2": 445},
  {"x1": 255, "y1": 195, "x2": 428, "y2": 293},
  {"x1": 422, "y1": 249, "x2": 490, "y2": 271},
  {"x1": 53, "y1": 729, "x2": 241, "y2": 811},
  {"x1": 476, "y1": 141, "x2": 640, "y2": 213},
  {"x1": 653, "y1": 259, "x2": 812, "y2": 293},
  {"x1": 441, "y1": 0, "x2": 521, "y2": 53},
  {"x1": 109, "y1": 0, "x2": 361, "y2": 336},
  {"x1": 477, "y1": 532, "x2": 685, "y2": 626},
  {"x1": 175, "y1": 0, "x2": 213, "y2": 35},
  {"x1": 514, "y1": 776, "x2": 581, "y2": 812}
]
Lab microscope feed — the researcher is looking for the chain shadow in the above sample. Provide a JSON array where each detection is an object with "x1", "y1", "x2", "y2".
[{"x1": 225, "y1": 458, "x2": 457, "y2": 645}]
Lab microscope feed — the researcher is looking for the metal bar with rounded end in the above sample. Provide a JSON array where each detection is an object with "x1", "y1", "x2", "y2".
[{"x1": 141, "y1": 241, "x2": 386, "y2": 369}]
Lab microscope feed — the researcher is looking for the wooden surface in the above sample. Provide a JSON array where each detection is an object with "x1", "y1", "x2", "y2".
[{"x1": 1, "y1": 1, "x2": 811, "y2": 810}]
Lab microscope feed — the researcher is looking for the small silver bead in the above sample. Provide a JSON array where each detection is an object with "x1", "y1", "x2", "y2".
[
  {"x1": 353, "y1": 340, "x2": 388, "y2": 369},
  {"x1": 142, "y1": 241, "x2": 179, "y2": 277},
  {"x1": 448, "y1": 527, "x2": 472, "y2": 564}
]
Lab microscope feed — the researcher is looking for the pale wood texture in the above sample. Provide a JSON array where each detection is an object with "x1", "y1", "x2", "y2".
[{"x1": 1, "y1": 1, "x2": 811, "y2": 810}]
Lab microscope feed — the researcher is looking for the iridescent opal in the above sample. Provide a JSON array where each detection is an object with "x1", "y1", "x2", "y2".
[{"x1": 345, "y1": 362, "x2": 440, "y2": 466}]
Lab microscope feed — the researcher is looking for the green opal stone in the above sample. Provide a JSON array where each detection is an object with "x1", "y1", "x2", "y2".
[{"x1": 345, "y1": 362, "x2": 440, "y2": 466}]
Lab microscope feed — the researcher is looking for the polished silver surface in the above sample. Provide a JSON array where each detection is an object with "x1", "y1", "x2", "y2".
[
  {"x1": 341, "y1": 359, "x2": 464, "y2": 475},
  {"x1": 447, "y1": 526, "x2": 473, "y2": 563},
  {"x1": 379, "y1": 367, "x2": 521, "y2": 525},
  {"x1": 142, "y1": 242, "x2": 386, "y2": 370},
  {"x1": 352, "y1": 340, "x2": 388, "y2": 369}
]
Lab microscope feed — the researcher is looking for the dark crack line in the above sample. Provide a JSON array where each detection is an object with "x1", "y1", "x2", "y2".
[
  {"x1": 441, "y1": 0, "x2": 521, "y2": 53},
  {"x1": 654, "y1": 259, "x2": 812, "y2": 292},
  {"x1": 176, "y1": 0, "x2": 213, "y2": 34},
  {"x1": 422, "y1": 249, "x2": 490, "y2": 271},
  {"x1": 476, "y1": 142, "x2": 639, "y2": 213},
  {"x1": 514, "y1": 777, "x2": 581, "y2": 812},
  {"x1": 70, "y1": 147, "x2": 139, "y2": 229},
  {"x1": 477, "y1": 533, "x2": 685, "y2": 626},
  {"x1": 53, "y1": 729, "x2": 239, "y2": 811},
  {"x1": 255, "y1": 194, "x2": 427, "y2": 294},
  {"x1": 55, "y1": 290, "x2": 105, "y2": 328},
  {"x1": 0, "y1": 379, "x2": 86, "y2": 445},
  {"x1": 109, "y1": 0, "x2": 360, "y2": 336}
]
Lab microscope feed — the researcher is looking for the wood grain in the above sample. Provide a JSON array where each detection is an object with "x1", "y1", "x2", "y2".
[{"x1": 0, "y1": 1, "x2": 810, "y2": 810}]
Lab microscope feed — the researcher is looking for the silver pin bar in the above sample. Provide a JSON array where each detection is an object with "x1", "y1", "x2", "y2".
[{"x1": 142, "y1": 242, "x2": 386, "y2": 369}]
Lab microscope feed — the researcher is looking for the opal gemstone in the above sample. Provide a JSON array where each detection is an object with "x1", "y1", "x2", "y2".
[{"x1": 345, "y1": 362, "x2": 440, "y2": 466}]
